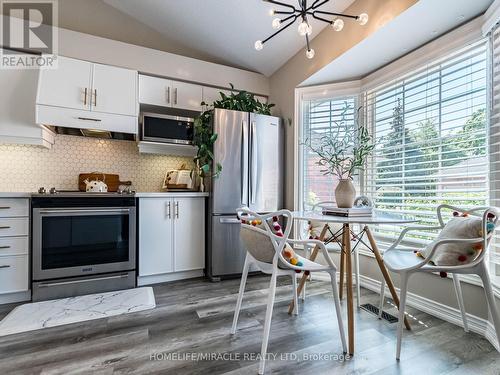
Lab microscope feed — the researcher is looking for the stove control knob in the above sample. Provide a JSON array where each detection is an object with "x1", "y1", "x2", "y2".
[
  {"x1": 49, "y1": 187, "x2": 57, "y2": 194},
  {"x1": 38, "y1": 187, "x2": 46, "y2": 194}
]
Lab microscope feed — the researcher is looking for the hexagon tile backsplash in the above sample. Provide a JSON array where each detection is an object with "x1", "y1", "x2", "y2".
[{"x1": 0, "y1": 135, "x2": 194, "y2": 192}]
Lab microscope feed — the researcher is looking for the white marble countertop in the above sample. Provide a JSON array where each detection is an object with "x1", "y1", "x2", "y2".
[
  {"x1": 0, "y1": 192, "x2": 32, "y2": 198},
  {"x1": 135, "y1": 192, "x2": 209, "y2": 198}
]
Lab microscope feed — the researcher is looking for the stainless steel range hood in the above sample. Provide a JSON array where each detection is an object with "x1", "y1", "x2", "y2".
[{"x1": 48, "y1": 125, "x2": 136, "y2": 141}]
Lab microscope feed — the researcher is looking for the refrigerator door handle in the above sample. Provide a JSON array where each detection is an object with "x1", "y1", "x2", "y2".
[
  {"x1": 241, "y1": 120, "x2": 249, "y2": 205},
  {"x1": 250, "y1": 121, "x2": 257, "y2": 204},
  {"x1": 219, "y1": 217, "x2": 241, "y2": 224}
]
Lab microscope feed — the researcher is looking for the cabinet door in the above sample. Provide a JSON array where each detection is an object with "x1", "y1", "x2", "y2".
[
  {"x1": 202, "y1": 86, "x2": 231, "y2": 106},
  {"x1": 139, "y1": 198, "x2": 174, "y2": 276},
  {"x1": 91, "y1": 63, "x2": 138, "y2": 116},
  {"x1": 139, "y1": 75, "x2": 171, "y2": 107},
  {"x1": 172, "y1": 81, "x2": 203, "y2": 111},
  {"x1": 173, "y1": 198, "x2": 205, "y2": 272},
  {"x1": 37, "y1": 56, "x2": 92, "y2": 110}
]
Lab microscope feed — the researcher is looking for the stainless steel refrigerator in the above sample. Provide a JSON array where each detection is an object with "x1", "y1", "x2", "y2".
[{"x1": 207, "y1": 108, "x2": 283, "y2": 280}]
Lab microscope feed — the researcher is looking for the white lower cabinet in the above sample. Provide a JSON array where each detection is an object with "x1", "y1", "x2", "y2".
[
  {"x1": 138, "y1": 196, "x2": 205, "y2": 284},
  {"x1": 0, "y1": 198, "x2": 30, "y2": 302}
]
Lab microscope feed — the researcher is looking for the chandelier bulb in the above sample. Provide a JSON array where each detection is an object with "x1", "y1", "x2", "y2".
[
  {"x1": 269, "y1": 9, "x2": 276, "y2": 16},
  {"x1": 358, "y1": 13, "x2": 369, "y2": 25},
  {"x1": 298, "y1": 21, "x2": 312, "y2": 36},
  {"x1": 272, "y1": 18, "x2": 281, "y2": 30},
  {"x1": 306, "y1": 49, "x2": 315, "y2": 59},
  {"x1": 332, "y1": 18, "x2": 344, "y2": 32},
  {"x1": 254, "y1": 40, "x2": 264, "y2": 51}
]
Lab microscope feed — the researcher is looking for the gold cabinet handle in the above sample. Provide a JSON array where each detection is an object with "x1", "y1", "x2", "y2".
[
  {"x1": 84, "y1": 88, "x2": 88, "y2": 106},
  {"x1": 174, "y1": 88, "x2": 178, "y2": 105},
  {"x1": 0, "y1": 207, "x2": 11, "y2": 209},
  {"x1": 166, "y1": 201, "x2": 171, "y2": 219},
  {"x1": 93, "y1": 89, "x2": 97, "y2": 106},
  {"x1": 0, "y1": 265, "x2": 11, "y2": 269},
  {"x1": 175, "y1": 201, "x2": 179, "y2": 218},
  {"x1": 0, "y1": 246, "x2": 11, "y2": 249},
  {"x1": 167, "y1": 87, "x2": 170, "y2": 104},
  {"x1": 0, "y1": 226, "x2": 11, "y2": 229}
]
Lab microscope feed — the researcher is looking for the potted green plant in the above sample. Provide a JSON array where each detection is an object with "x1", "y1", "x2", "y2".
[
  {"x1": 192, "y1": 84, "x2": 274, "y2": 190},
  {"x1": 304, "y1": 104, "x2": 375, "y2": 208}
]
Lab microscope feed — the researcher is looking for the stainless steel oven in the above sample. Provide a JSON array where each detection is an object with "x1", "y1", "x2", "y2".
[
  {"x1": 141, "y1": 112, "x2": 194, "y2": 145},
  {"x1": 31, "y1": 193, "x2": 136, "y2": 301}
]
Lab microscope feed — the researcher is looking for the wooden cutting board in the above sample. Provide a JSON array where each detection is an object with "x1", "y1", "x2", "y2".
[{"x1": 78, "y1": 173, "x2": 131, "y2": 192}]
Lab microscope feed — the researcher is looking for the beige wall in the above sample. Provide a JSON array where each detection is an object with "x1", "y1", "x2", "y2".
[{"x1": 269, "y1": 0, "x2": 419, "y2": 209}]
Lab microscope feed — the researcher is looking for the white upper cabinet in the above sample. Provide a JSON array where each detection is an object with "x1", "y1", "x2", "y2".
[
  {"x1": 171, "y1": 81, "x2": 203, "y2": 111},
  {"x1": 37, "y1": 56, "x2": 137, "y2": 117},
  {"x1": 139, "y1": 75, "x2": 170, "y2": 107},
  {"x1": 0, "y1": 67, "x2": 54, "y2": 147},
  {"x1": 37, "y1": 56, "x2": 92, "y2": 111},
  {"x1": 91, "y1": 63, "x2": 138, "y2": 116},
  {"x1": 139, "y1": 74, "x2": 203, "y2": 111}
]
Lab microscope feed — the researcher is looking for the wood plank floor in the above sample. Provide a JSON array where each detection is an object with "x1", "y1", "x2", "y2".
[{"x1": 0, "y1": 275, "x2": 498, "y2": 375}]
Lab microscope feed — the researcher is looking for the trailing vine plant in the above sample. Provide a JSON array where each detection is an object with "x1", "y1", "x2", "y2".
[{"x1": 193, "y1": 83, "x2": 275, "y2": 179}]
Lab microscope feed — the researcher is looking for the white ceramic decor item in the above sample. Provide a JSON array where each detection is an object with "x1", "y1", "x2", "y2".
[{"x1": 335, "y1": 179, "x2": 356, "y2": 208}]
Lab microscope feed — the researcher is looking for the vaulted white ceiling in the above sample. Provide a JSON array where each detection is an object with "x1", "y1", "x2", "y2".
[{"x1": 103, "y1": 0, "x2": 356, "y2": 76}]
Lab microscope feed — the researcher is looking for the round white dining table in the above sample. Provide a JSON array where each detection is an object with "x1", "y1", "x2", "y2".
[{"x1": 288, "y1": 210, "x2": 418, "y2": 355}]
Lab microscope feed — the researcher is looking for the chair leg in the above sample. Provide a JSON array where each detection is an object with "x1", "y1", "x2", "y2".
[
  {"x1": 231, "y1": 254, "x2": 250, "y2": 335},
  {"x1": 291, "y1": 273, "x2": 299, "y2": 316},
  {"x1": 259, "y1": 269, "x2": 277, "y2": 375},
  {"x1": 452, "y1": 274, "x2": 469, "y2": 333},
  {"x1": 354, "y1": 248, "x2": 361, "y2": 307},
  {"x1": 378, "y1": 279, "x2": 386, "y2": 319},
  {"x1": 478, "y1": 264, "x2": 500, "y2": 350},
  {"x1": 329, "y1": 271, "x2": 347, "y2": 353},
  {"x1": 396, "y1": 273, "x2": 409, "y2": 360}
]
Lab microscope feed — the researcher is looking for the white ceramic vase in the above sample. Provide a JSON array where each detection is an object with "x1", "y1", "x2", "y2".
[{"x1": 335, "y1": 179, "x2": 356, "y2": 208}]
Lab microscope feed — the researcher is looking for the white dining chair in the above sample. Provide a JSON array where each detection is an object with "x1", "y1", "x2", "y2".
[
  {"x1": 301, "y1": 201, "x2": 361, "y2": 307},
  {"x1": 378, "y1": 204, "x2": 500, "y2": 359},
  {"x1": 231, "y1": 207, "x2": 347, "y2": 375}
]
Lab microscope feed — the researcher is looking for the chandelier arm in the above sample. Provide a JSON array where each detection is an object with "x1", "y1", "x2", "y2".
[
  {"x1": 314, "y1": 10, "x2": 359, "y2": 19},
  {"x1": 311, "y1": 13, "x2": 333, "y2": 25},
  {"x1": 263, "y1": 0, "x2": 298, "y2": 12},
  {"x1": 305, "y1": 33, "x2": 311, "y2": 51},
  {"x1": 275, "y1": 10, "x2": 297, "y2": 15},
  {"x1": 281, "y1": 14, "x2": 297, "y2": 23},
  {"x1": 262, "y1": 15, "x2": 299, "y2": 44},
  {"x1": 307, "y1": 0, "x2": 330, "y2": 11}
]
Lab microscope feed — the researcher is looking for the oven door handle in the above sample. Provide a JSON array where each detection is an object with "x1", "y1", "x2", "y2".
[{"x1": 38, "y1": 208, "x2": 131, "y2": 215}]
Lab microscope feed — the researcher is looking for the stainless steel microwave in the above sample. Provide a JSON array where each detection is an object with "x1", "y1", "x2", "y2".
[{"x1": 141, "y1": 113, "x2": 194, "y2": 145}]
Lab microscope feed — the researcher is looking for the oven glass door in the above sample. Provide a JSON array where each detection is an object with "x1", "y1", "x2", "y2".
[
  {"x1": 33, "y1": 208, "x2": 136, "y2": 280},
  {"x1": 142, "y1": 115, "x2": 194, "y2": 144}
]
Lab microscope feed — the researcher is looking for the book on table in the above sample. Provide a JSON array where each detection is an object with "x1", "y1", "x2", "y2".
[{"x1": 321, "y1": 206, "x2": 373, "y2": 217}]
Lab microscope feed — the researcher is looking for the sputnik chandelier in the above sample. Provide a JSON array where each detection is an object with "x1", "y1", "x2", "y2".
[{"x1": 255, "y1": 0, "x2": 369, "y2": 59}]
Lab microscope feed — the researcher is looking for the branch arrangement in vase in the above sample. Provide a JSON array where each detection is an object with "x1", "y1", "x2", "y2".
[
  {"x1": 303, "y1": 103, "x2": 375, "y2": 207},
  {"x1": 193, "y1": 83, "x2": 275, "y2": 180}
]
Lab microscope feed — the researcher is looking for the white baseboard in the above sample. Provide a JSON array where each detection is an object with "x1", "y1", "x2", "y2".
[
  {"x1": 137, "y1": 269, "x2": 204, "y2": 286},
  {"x1": 0, "y1": 290, "x2": 31, "y2": 305},
  {"x1": 358, "y1": 274, "x2": 500, "y2": 352}
]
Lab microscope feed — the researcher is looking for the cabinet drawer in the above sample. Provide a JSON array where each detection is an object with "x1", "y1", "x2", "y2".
[
  {"x1": 0, "y1": 237, "x2": 29, "y2": 256},
  {"x1": 0, "y1": 255, "x2": 29, "y2": 294},
  {"x1": 0, "y1": 218, "x2": 29, "y2": 237},
  {"x1": 0, "y1": 199, "x2": 29, "y2": 217}
]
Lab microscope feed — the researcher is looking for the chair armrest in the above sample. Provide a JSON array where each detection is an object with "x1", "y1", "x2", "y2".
[
  {"x1": 386, "y1": 225, "x2": 442, "y2": 252},
  {"x1": 287, "y1": 238, "x2": 336, "y2": 269},
  {"x1": 408, "y1": 237, "x2": 485, "y2": 271}
]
